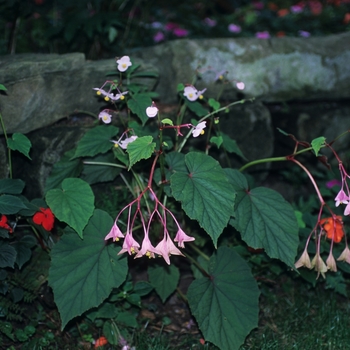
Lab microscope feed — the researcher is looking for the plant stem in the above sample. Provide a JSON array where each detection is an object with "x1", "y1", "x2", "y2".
[{"x1": 0, "y1": 112, "x2": 12, "y2": 178}]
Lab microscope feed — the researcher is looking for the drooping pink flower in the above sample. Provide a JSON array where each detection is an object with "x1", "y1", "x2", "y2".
[
  {"x1": 228, "y1": 24, "x2": 241, "y2": 33},
  {"x1": 335, "y1": 189, "x2": 349, "y2": 207},
  {"x1": 105, "y1": 223, "x2": 125, "y2": 241},
  {"x1": 155, "y1": 232, "x2": 184, "y2": 265},
  {"x1": 337, "y1": 246, "x2": 350, "y2": 264},
  {"x1": 174, "y1": 228, "x2": 195, "y2": 248},
  {"x1": 118, "y1": 231, "x2": 140, "y2": 255},
  {"x1": 135, "y1": 233, "x2": 159, "y2": 259},
  {"x1": 326, "y1": 253, "x2": 337, "y2": 272},
  {"x1": 295, "y1": 249, "x2": 312, "y2": 269},
  {"x1": 344, "y1": 202, "x2": 350, "y2": 216}
]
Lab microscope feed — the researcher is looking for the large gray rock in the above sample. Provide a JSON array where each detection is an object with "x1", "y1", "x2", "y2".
[
  {"x1": 134, "y1": 31, "x2": 350, "y2": 103},
  {"x1": 0, "y1": 53, "x2": 157, "y2": 135}
]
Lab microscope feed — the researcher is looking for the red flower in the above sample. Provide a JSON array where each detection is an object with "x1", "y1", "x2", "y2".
[
  {"x1": 33, "y1": 208, "x2": 55, "y2": 231},
  {"x1": 94, "y1": 336, "x2": 108, "y2": 348},
  {"x1": 320, "y1": 216, "x2": 344, "y2": 243},
  {"x1": 0, "y1": 215, "x2": 13, "y2": 233}
]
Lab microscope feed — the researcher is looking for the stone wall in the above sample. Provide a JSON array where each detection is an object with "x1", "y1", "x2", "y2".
[{"x1": 1, "y1": 32, "x2": 350, "y2": 187}]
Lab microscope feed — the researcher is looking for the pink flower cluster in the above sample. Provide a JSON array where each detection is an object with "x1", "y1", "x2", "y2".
[
  {"x1": 105, "y1": 187, "x2": 195, "y2": 265},
  {"x1": 333, "y1": 163, "x2": 350, "y2": 216}
]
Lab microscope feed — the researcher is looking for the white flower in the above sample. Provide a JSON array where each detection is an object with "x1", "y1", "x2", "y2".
[
  {"x1": 184, "y1": 86, "x2": 198, "y2": 101},
  {"x1": 93, "y1": 88, "x2": 114, "y2": 101},
  {"x1": 98, "y1": 111, "x2": 112, "y2": 124},
  {"x1": 113, "y1": 135, "x2": 138, "y2": 149},
  {"x1": 236, "y1": 82, "x2": 245, "y2": 90},
  {"x1": 146, "y1": 105, "x2": 158, "y2": 118},
  {"x1": 116, "y1": 56, "x2": 132, "y2": 72},
  {"x1": 110, "y1": 91, "x2": 128, "y2": 101},
  {"x1": 192, "y1": 121, "x2": 206, "y2": 137}
]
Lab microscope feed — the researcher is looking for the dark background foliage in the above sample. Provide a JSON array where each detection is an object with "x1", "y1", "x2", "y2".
[{"x1": 1, "y1": 0, "x2": 349, "y2": 59}]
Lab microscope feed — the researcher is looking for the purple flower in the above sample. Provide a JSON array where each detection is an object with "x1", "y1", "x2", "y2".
[
  {"x1": 153, "y1": 31, "x2": 165, "y2": 43},
  {"x1": 326, "y1": 179, "x2": 341, "y2": 189},
  {"x1": 204, "y1": 18, "x2": 217, "y2": 27},
  {"x1": 255, "y1": 31, "x2": 270, "y2": 39},
  {"x1": 228, "y1": 24, "x2": 241, "y2": 33},
  {"x1": 173, "y1": 28, "x2": 189, "y2": 37},
  {"x1": 290, "y1": 5, "x2": 303, "y2": 14},
  {"x1": 298, "y1": 30, "x2": 311, "y2": 37}
]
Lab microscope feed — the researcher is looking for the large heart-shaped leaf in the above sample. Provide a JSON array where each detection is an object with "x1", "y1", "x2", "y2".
[
  {"x1": 126, "y1": 136, "x2": 156, "y2": 169},
  {"x1": 48, "y1": 209, "x2": 128, "y2": 329},
  {"x1": 170, "y1": 152, "x2": 235, "y2": 247},
  {"x1": 73, "y1": 125, "x2": 119, "y2": 159},
  {"x1": 148, "y1": 264, "x2": 180, "y2": 303},
  {"x1": 226, "y1": 169, "x2": 299, "y2": 267},
  {"x1": 46, "y1": 178, "x2": 94, "y2": 238},
  {"x1": 187, "y1": 247, "x2": 260, "y2": 350}
]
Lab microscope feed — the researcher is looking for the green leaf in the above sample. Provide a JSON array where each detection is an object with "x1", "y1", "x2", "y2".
[
  {"x1": 311, "y1": 136, "x2": 326, "y2": 156},
  {"x1": 81, "y1": 153, "x2": 122, "y2": 185},
  {"x1": 0, "y1": 84, "x2": 7, "y2": 91},
  {"x1": 116, "y1": 311, "x2": 138, "y2": 328},
  {"x1": 0, "y1": 179, "x2": 25, "y2": 195},
  {"x1": 11, "y1": 287, "x2": 24, "y2": 303},
  {"x1": 210, "y1": 136, "x2": 223, "y2": 148},
  {"x1": 126, "y1": 136, "x2": 156, "y2": 169},
  {"x1": 0, "y1": 195, "x2": 28, "y2": 214},
  {"x1": 73, "y1": 125, "x2": 119, "y2": 159},
  {"x1": 221, "y1": 133, "x2": 247, "y2": 160},
  {"x1": 127, "y1": 94, "x2": 153, "y2": 125},
  {"x1": 177, "y1": 83, "x2": 185, "y2": 92},
  {"x1": 44, "y1": 150, "x2": 83, "y2": 192},
  {"x1": 46, "y1": 178, "x2": 95, "y2": 238},
  {"x1": 184, "y1": 98, "x2": 208, "y2": 117},
  {"x1": 226, "y1": 169, "x2": 299, "y2": 267},
  {"x1": 13, "y1": 236, "x2": 36, "y2": 269},
  {"x1": 148, "y1": 264, "x2": 180, "y2": 303},
  {"x1": 133, "y1": 281, "x2": 153, "y2": 296},
  {"x1": 0, "y1": 242, "x2": 17, "y2": 268},
  {"x1": 48, "y1": 209, "x2": 128, "y2": 329},
  {"x1": 103, "y1": 320, "x2": 119, "y2": 345},
  {"x1": 208, "y1": 98, "x2": 221, "y2": 111},
  {"x1": 131, "y1": 71, "x2": 159, "y2": 78},
  {"x1": 187, "y1": 247, "x2": 259, "y2": 350},
  {"x1": 7, "y1": 133, "x2": 32, "y2": 160},
  {"x1": 161, "y1": 118, "x2": 173, "y2": 126},
  {"x1": 170, "y1": 152, "x2": 235, "y2": 247},
  {"x1": 108, "y1": 26, "x2": 118, "y2": 43}
]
